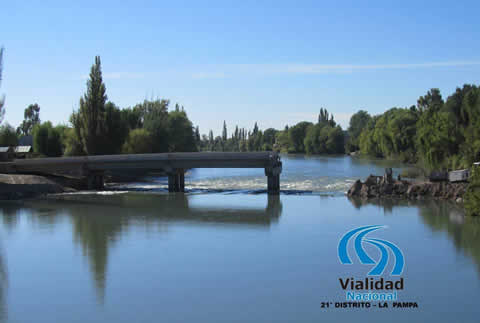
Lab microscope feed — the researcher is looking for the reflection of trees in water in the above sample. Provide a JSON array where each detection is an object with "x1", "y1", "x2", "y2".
[
  {"x1": 0, "y1": 242, "x2": 7, "y2": 323},
  {"x1": 347, "y1": 197, "x2": 417, "y2": 214},
  {"x1": 416, "y1": 200, "x2": 480, "y2": 274},
  {"x1": 11, "y1": 193, "x2": 282, "y2": 303},
  {"x1": 0, "y1": 203, "x2": 21, "y2": 232},
  {"x1": 348, "y1": 197, "x2": 480, "y2": 274}
]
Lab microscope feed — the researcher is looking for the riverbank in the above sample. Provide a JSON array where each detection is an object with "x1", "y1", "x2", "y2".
[
  {"x1": 347, "y1": 175, "x2": 467, "y2": 202},
  {"x1": 0, "y1": 174, "x2": 80, "y2": 200}
]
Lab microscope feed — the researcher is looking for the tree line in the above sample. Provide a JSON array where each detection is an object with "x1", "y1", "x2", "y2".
[
  {"x1": 198, "y1": 108, "x2": 345, "y2": 154},
  {"x1": 347, "y1": 85, "x2": 480, "y2": 171}
]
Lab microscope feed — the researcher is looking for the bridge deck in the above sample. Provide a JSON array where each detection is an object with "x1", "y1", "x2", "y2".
[{"x1": 0, "y1": 152, "x2": 282, "y2": 194}]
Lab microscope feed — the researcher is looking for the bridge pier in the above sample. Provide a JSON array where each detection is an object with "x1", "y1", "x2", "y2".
[
  {"x1": 265, "y1": 165, "x2": 282, "y2": 195},
  {"x1": 168, "y1": 169, "x2": 185, "y2": 192},
  {"x1": 87, "y1": 171, "x2": 105, "y2": 190}
]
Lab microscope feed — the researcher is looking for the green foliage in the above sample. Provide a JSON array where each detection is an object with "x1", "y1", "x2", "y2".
[
  {"x1": 199, "y1": 109, "x2": 344, "y2": 155},
  {"x1": 222, "y1": 121, "x2": 227, "y2": 141},
  {"x1": 32, "y1": 122, "x2": 63, "y2": 157},
  {"x1": 347, "y1": 110, "x2": 371, "y2": 152},
  {"x1": 357, "y1": 108, "x2": 418, "y2": 161},
  {"x1": 0, "y1": 47, "x2": 4, "y2": 124},
  {"x1": 0, "y1": 123, "x2": 18, "y2": 146},
  {"x1": 303, "y1": 108, "x2": 343, "y2": 154},
  {"x1": 102, "y1": 102, "x2": 129, "y2": 154},
  {"x1": 120, "y1": 106, "x2": 143, "y2": 130},
  {"x1": 288, "y1": 121, "x2": 313, "y2": 153},
  {"x1": 318, "y1": 107, "x2": 336, "y2": 127},
  {"x1": 416, "y1": 88, "x2": 443, "y2": 113},
  {"x1": 274, "y1": 130, "x2": 290, "y2": 152},
  {"x1": 54, "y1": 124, "x2": 69, "y2": 152},
  {"x1": 167, "y1": 110, "x2": 197, "y2": 152},
  {"x1": 75, "y1": 56, "x2": 108, "y2": 155},
  {"x1": 304, "y1": 124, "x2": 345, "y2": 154},
  {"x1": 358, "y1": 116, "x2": 381, "y2": 157},
  {"x1": 352, "y1": 85, "x2": 480, "y2": 170},
  {"x1": 142, "y1": 99, "x2": 170, "y2": 153},
  {"x1": 18, "y1": 103, "x2": 40, "y2": 136},
  {"x1": 416, "y1": 110, "x2": 456, "y2": 169},
  {"x1": 64, "y1": 127, "x2": 85, "y2": 156},
  {"x1": 465, "y1": 166, "x2": 480, "y2": 216},
  {"x1": 122, "y1": 128, "x2": 152, "y2": 154}
]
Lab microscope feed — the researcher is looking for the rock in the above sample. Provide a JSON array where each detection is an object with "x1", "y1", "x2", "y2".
[
  {"x1": 365, "y1": 175, "x2": 379, "y2": 187},
  {"x1": 347, "y1": 175, "x2": 468, "y2": 202},
  {"x1": 347, "y1": 179, "x2": 363, "y2": 196}
]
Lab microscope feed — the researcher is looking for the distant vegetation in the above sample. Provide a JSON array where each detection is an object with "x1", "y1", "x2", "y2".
[
  {"x1": 198, "y1": 108, "x2": 345, "y2": 154},
  {"x1": 348, "y1": 86, "x2": 480, "y2": 171}
]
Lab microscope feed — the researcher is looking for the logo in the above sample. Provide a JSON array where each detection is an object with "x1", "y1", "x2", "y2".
[{"x1": 338, "y1": 225, "x2": 404, "y2": 276}]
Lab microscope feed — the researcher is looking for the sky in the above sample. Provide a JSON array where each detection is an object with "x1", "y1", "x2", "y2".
[{"x1": 1, "y1": 0, "x2": 480, "y2": 135}]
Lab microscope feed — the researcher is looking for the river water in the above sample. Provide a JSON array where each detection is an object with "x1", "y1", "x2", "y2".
[{"x1": 0, "y1": 155, "x2": 479, "y2": 322}]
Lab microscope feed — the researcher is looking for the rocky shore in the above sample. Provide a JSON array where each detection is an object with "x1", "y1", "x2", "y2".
[{"x1": 347, "y1": 175, "x2": 467, "y2": 202}]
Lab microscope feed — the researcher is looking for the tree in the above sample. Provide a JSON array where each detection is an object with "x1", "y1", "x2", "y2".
[
  {"x1": 195, "y1": 126, "x2": 200, "y2": 145},
  {"x1": 102, "y1": 102, "x2": 128, "y2": 154},
  {"x1": 0, "y1": 47, "x2": 5, "y2": 124},
  {"x1": 263, "y1": 128, "x2": 277, "y2": 150},
  {"x1": 347, "y1": 110, "x2": 371, "y2": 151},
  {"x1": 64, "y1": 128, "x2": 84, "y2": 156},
  {"x1": 75, "y1": 56, "x2": 108, "y2": 155},
  {"x1": 167, "y1": 110, "x2": 197, "y2": 152},
  {"x1": 222, "y1": 121, "x2": 227, "y2": 141},
  {"x1": 18, "y1": 103, "x2": 41, "y2": 136},
  {"x1": 32, "y1": 122, "x2": 63, "y2": 157},
  {"x1": 288, "y1": 121, "x2": 313, "y2": 153},
  {"x1": 120, "y1": 106, "x2": 143, "y2": 130},
  {"x1": 304, "y1": 123, "x2": 345, "y2": 154},
  {"x1": 142, "y1": 99, "x2": 170, "y2": 152},
  {"x1": 417, "y1": 88, "x2": 443, "y2": 113},
  {"x1": 65, "y1": 111, "x2": 85, "y2": 156},
  {"x1": 0, "y1": 124, "x2": 17, "y2": 146},
  {"x1": 122, "y1": 129, "x2": 153, "y2": 154},
  {"x1": 325, "y1": 126, "x2": 345, "y2": 154}
]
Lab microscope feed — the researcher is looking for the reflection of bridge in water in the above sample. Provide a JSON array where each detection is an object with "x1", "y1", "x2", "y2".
[{"x1": 0, "y1": 193, "x2": 282, "y2": 303}]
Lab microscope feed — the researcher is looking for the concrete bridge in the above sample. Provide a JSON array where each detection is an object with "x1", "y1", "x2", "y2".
[{"x1": 0, "y1": 152, "x2": 282, "y2": 194}]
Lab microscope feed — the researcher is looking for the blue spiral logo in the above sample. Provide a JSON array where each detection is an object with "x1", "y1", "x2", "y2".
[{"x1": 338, "y1": 225, "x2": 404, "y2": 276}]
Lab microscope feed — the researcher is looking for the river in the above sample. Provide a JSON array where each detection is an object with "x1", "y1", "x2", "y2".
[{"x1": 0, "y1": 155, "x2": 479, "y2": 322}]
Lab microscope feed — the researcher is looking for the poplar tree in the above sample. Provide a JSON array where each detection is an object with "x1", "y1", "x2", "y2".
[
  {"x1": 0, "y1": 47, "x2": 5, "y2": 124},
  {"x1": 77, "y1": 56, "x2": 107, "y2": 155},
  {"x1": 222, "y1": 121, "x2": 227, "y2": 141}
]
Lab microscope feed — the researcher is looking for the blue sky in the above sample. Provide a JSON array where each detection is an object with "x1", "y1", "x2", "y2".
[{"x1": 1, "y1": 0, "x2": 480, "y2": 135}]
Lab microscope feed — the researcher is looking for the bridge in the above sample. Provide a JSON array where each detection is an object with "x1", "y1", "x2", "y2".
[{"x1": 0, "y1": 152, "x2": 282, "y2": 194}]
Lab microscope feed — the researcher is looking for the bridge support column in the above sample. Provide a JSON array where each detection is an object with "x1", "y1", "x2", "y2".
[
  {"x1": 87, "y1": 171, "x2": 104, "y2": 190},
  {"x1": 168, "y1": 169, "x2": 185, "y2": 193},
  {"x1": 265, "y1": 165, "x2": 282, "y2": 195}
]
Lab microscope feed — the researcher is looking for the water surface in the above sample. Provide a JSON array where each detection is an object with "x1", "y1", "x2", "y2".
[{"x1": 0, "y1": 155, "x2": 478, "y2": 323}]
